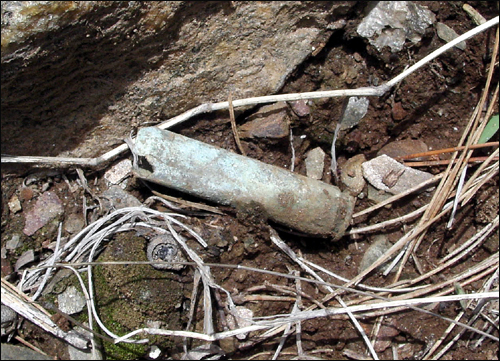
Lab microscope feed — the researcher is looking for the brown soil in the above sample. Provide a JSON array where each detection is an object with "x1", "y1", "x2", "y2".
[{"x1": 1, "y1": 2, "x2": 498, "y2": 360}]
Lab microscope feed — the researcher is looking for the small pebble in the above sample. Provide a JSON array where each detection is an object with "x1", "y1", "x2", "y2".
[
  {"x1": 359, "y1": 235, "x2": 397, "y2": 274},
  {"x1": 340, "y1": 154, "x2": 366, "y2": 196},
  {"x1": 64, "y1": 214, "x2": 85, "y2": 234},
  {"x1": 58, "y1": 286, "x2": 86, "y2": 315},
  {"x1": 305, "y1": 147, "x2": 325, "y2": 180},
  {"x1": 15, "y1": 250, "x2": 35, "y2": 271},
  {"x1": 289, "y1": 99, "x2": 310, "y2": 117},
  {"x1": 377, "y1": 139, "x2": 428, "y2": 159},
  {"x1": 239, "y1": 102, "x2": 290, "y2": 139},
  {"x1": 23, "y1": 191, "x2": 64, "y2": 236},
  {"x1": 436, "y1": 22, "x2": 466, "y2": 50},
  {"x1": 104, "y1": 159, "x2": 132, "y2": 185},
  {"x1": 6, "y1": 235, "x2": 22, "y2": 250},
  {"x1": 226, "y1": 306, "x2": 254, "y2": 340},
  {"x1": 391, "y1": 102, "x2": 407, "y2": 121},
  {"x1": 463, "y1": 4, "x2": 486, "y2": 25},
  {"x1": 19, "y1": 187, "x2": 34, "y2": 201},
  {"x1": 8, "y1": 195, "x2": 22, "y2": 214}
]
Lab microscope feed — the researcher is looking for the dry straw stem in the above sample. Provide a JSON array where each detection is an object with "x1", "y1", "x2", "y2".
[
  {"x1": 346, "y1": 25, "x2": 499, "y2": 290},
  {"x1": 395, "y1": 141, "x2": 499, "y2": 161},
  {"x1": 1, "y1": 17, "x2": 498, "y2": 167},
  {"x1": 228, "y1": 93, "x2": 247, "y2": 156}
]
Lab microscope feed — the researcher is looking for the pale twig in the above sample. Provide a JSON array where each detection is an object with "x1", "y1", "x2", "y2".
[
  {"x1": 350, "y1": 205, "x2": 428, "y2": 235},
  {"x1": 459, "y1": 139, "x2": 499, "y2": 206},
  {"x1": 330, "y1": 122, "x2": 341, "y2": 184},
  {"x1": 293, "y1": 270, "x2": 305, "y2": 358},
  {"x1": 1, "y1": 278, "x2": 89, "y2": 349},
  {"x1": 31, "y1": 222, "x2": 62, "y2": 301},
  {"x1": 147, "y1": 190, "x2": 224, "y2": 215},
  {"x1": 440, "y1": 216, "x2": 499, "y2": 263},
  {"x1": 110, "y1": 292, "x2": 498, "y2": 344},
  {"x1": 403, "y1": 156, "x2": 498, "y2": 167},
  {"x1": 269, "y1": 228, "x2": 379, "y2": 360}
]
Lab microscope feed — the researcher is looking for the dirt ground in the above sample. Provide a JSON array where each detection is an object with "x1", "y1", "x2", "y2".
[{"x1": 1, "y1": 2, "x2": 498, "y2": 360}]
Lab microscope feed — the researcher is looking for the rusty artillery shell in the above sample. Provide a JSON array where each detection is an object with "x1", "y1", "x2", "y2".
[{"x1": 133, "y1": 127, "x2": 354, "y2": 238}]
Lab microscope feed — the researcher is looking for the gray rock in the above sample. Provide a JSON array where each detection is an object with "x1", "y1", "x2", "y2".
[
  {"x1": 23, "y1": 191, "x2": 63, "y2": 236},
  {"x1": 57, "y1": 286, "x2": 86, "y2": 315},
  {"x1": 104, "y1": 159, "x2": 132, "y2": 186},
  {"x1": 1, "y1": 305, "x2": 17, "y2": 337},
  {"x1": 8, "y1": 195, "x2": 21, "y2": 214},
  {"x1": 226, "y1": 306, "x2": 254, "y2": 340},
  {"x1": 2, "y1": 2, "x2": 355, "y2": 159},
  {"x1": 15, "y1": 250, "x2": 35, "y2": 271},
  {"x1": 101, "y1": 185, "x2": 142, "y2": 211},
  {"x1": 436, "y1": 22, "x2": 466, "y2": 50},
  {"x1": 367, "y1": 184, "x2": 393, "y2": 204},
  {"x1": 357, "y1": 1, "x2": 435, "y2": 53},
  {"x1": 239, "y1": 102, "x2": 290, "y2": 139},
  {"x1": 359, "y1": 235, "x2": 398, "y2": 274},
  {"x1": 339, "y1": 97, "x2": 369, "y2": 130},
  {"x1": 1, "y1": 343, "x2": 52, "y2": 360},
  {"x1": 362, "y1": 154, "x2": 433, "y2": 195},
  {"x1": 64, "y1": 213, "x2": 85, "y2": 234},
  {"x1": 305, "y1": 147, "x2": 326, "y2": 180},
  {"x1": 5, "y1": 234, "x2": 22, "y2": 250}
]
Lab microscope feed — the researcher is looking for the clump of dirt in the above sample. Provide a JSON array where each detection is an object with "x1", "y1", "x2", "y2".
[{"x1": 1, "y1": 2, "x2": 498, "y2": 360}]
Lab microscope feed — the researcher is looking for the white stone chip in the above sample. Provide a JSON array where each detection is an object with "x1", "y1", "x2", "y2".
[
  {"x1": 305, "y1": 147, "x2": 325, "y2": 180},
  {"x1": 58, "y1": 286, "x2": 86, "y2": 315},
  {"x1": 362, "y1": 154, "x2": 433, "y2": 195},
  {"x1": 104, "y1": 159, "x2": 132, "y2": 185},
  {"x1": 226, "y1": 306, "x2": 254, "y2": 340}
]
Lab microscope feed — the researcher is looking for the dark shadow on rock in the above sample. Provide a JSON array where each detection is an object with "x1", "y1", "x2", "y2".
[{"x1": 0, "y1": 2, "x2": 232, "y2": 157}]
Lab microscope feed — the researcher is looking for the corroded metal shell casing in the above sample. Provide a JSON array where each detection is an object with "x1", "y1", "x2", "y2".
[{"x1": 134, "y1": 127, "x2": 354, "y2": 239}]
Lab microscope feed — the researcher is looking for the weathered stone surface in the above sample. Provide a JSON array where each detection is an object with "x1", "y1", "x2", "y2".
[
  {"x1": 101, "y1": 185, "x2": 142, "y2": 211},
  {"x1": 340, "y1": 154, "x2": 366, "y2": 196},
  {"x1": 377, "y1": 139, "x2": 428, "y2": 160},
  {"x1": 239, "y1": 102, "x2": 290, "y2": 139},
  {"x1": 1, "y1": 1, "x2": 355, "y2": 158},
  {"x1": 23, "y1": 191, "x2": 63, "y2": 236},
  {"x1": 359, "y1": 234, "x2": 397, "y2": 274},
  {"x1": 57, "y1": 286, "x2": 86, "y2": 315},
  {"x1": 436, "y1": 22, "x2": 466, "y2": 50},
  {"x1": 104, "y1": 159, "x2": 132, "y2": 186},
  {"x1": 362, "y1": 154, "x2": 433, "y2": 195},
  {"x1": 289, "y1": 99, "x2": 310, "y2": 117},
  {"x1": 305, "y1": 147, "x2": 326, "y2": 180}
]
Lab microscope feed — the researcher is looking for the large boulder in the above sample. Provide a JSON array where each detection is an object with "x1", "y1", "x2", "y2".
[{"x1": 1, "y1": 1, "x2": 355, "y2": 158}]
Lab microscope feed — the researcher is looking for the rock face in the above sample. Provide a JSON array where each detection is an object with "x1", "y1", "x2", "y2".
[{"x1": 1, "y1": 1, "x2": 355, "y2": 158}]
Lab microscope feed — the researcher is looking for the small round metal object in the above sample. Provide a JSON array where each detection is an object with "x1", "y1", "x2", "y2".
[{"x1": 147, "y1": 234, "x2": 186, "y2": 271}]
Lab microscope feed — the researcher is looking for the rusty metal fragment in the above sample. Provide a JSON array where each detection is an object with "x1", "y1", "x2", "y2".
[{"x1": 133, "y1": 127, "x2": 354, "y2": 238}]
